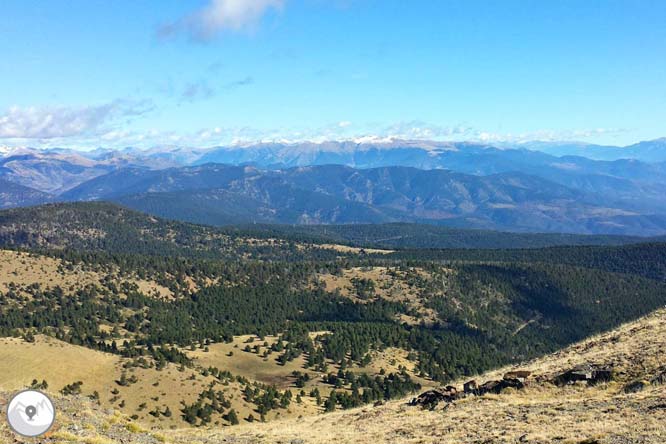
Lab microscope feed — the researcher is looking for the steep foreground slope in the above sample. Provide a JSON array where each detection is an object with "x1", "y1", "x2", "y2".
[
  {"x1": 2, "y1": 308, "x2": 665, "y2": 444},
  {"x1": 164, "y1": 307, "x2": 666, "y2": 444}
]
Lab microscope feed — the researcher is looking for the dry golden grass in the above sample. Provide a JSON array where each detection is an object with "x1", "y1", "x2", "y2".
[
  {"x1": 0, "y1": 249, "x2": 173, "y2": 299},
  {"x1": 167, "y1": 384, "x2": 666, "y2": 444},
  {"x1": 0, "y1": 335, "x2": 118, "y2": 396},
  {"x1": 349, "y1": 347, "x2": 433, "y2": 388},
  {"x1": 311, "y1": 244, "x2": 394, "y2": 255},
  {"x1": 317, "y1": 266, "x2": 439, "y2": 324},
  {"x1": 2, "y1": 310, "x2": 666, "y2": 443},
  {"x1": 166, "y1": 308, "x2": 666, "y2": 444},
  {"x1": 0, "y1": 250, "x2": 101, "y2": 294},
  {"x1": 0, "y1": 335, "x2": 429, "y2": 430},
  {"x1": 186, "y1": 335, "x2": 308, "y2": 390},
  {"x1": 186, "y1": 336, "x2": 436, "y2": 412},
  {"x1": 0, "y1": 335, "x2": 252, "y2": 428}
]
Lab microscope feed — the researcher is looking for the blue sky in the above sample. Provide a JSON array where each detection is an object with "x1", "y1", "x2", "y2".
[{"x1": 1, "y1": 0, "x2": 665, "y2": 149}]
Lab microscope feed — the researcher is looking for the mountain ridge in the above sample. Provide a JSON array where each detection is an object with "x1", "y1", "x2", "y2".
[
  {"x1": 3, "y1": 140, "x2": 666, "y2": 235},
  {"x1": 57, "y1": 164, "x2": 666, "y2": 235},
  {"x1": 1, "y1": 201, "x2": 661, "y2": 252},
  {"x1": 0, "y1": 178, "x2": 54, "y2": 209}
]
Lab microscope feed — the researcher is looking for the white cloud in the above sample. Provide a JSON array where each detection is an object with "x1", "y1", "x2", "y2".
[
  {"x1": 476, "y1": 128, "x2": 629, "y2": 144},
  {"x1": 0, "y1": 100, "x2": 153, "y2": 140},
  {"x1": 378, "y1": 121, "x2": 476, "y2": 140},
  {"x1": 159, "y1": 0, "x2": 285, "y2": 41},
  {"x1": 0, "y1": 109, "x2": 632, "y2": 151}
]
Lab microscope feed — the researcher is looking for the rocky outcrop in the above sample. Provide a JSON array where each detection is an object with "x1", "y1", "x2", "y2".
[
  {"x1": 552, "y1": 365, "x2": 613, "y2": 386},
  {"x1": 463, "y1": 380, "x2": 478, "y2": 394},
  {"x1": 503, "y1": 370, "x2": 531, "y2": 382},
  {"x1": 624, "y1": 380, "x2": 647, "y2": 393},
  {"x1": 411, "y1": 373, "x2": 531, "y2": 409},
  {"x1": 409, "y1": 388, "x2": 461, "y2": 409},
  {"x1": 650, "y1": 367, "x2": 666, "y2": 385},
  {"x1": 477, "y1": 378, "x2": 525, "y2": 395}
]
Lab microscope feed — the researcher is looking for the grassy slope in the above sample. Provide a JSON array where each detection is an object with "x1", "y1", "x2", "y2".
[
  {"x1": 0, "y1": 249, "x2": 173, "y2": 299},
  {"x1": 2, "y1": 308, "x2": 665, "y2": 443},
  {"x1": 0, "y1": 335, "x2": 225, "y2": 429},
  {"x1": 0, "y1": 333, "x2": 433, "y2": 432},
  {"x1": 172, "y1": 308, "x2": 666, "y2": 444}
]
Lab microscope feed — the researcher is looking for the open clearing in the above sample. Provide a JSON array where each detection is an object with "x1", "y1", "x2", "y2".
[{"x1": 0, "y1": 249, "x2": 173, "y2": 299}]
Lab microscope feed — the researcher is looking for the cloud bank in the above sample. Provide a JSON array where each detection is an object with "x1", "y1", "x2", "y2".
[
  {"x1": 0, "y1": 100, "x2": 153, "y2": 140},
  {"x1": 0, "y1": 104, "x2": 629, "y2": 150}
]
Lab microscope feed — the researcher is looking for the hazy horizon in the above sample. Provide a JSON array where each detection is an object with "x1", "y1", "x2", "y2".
[{"x1": 2, "y1": 135, "x2": 665, "y2": 155}]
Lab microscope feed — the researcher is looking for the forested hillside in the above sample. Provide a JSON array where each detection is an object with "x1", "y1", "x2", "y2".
[
  {"x1": 237, "y1": 222, "x2": 651, "y2": 249},
  {"x1": 1, "y1": 203, "x2": 666, "y2": 427},
  {"x1": 387, "y1": 242, "x2": 666, "y2": 281},
  {"x1": 0, "y1": 202, "x2": 341, "y2": 261},
  {"x1": 0, "y1": 202, "x2": 652, "y2": 254},
  {"x1": 0, "y1": 178, "x2": 54, "y2": 209}
]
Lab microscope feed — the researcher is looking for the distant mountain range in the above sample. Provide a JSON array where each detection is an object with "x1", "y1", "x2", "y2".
[
  {"x1": 51, "y1": 164, "x2": 666, "y2": 235},
  {"x1": 1, "y1": 139, "x2": 666, "y2": 235},
  {"x1": 196, "y1": 138, "x2": 666, "y2": 167},
  {"x1": 515, "y1": 138, "x2": 666, "y2": 162}
]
